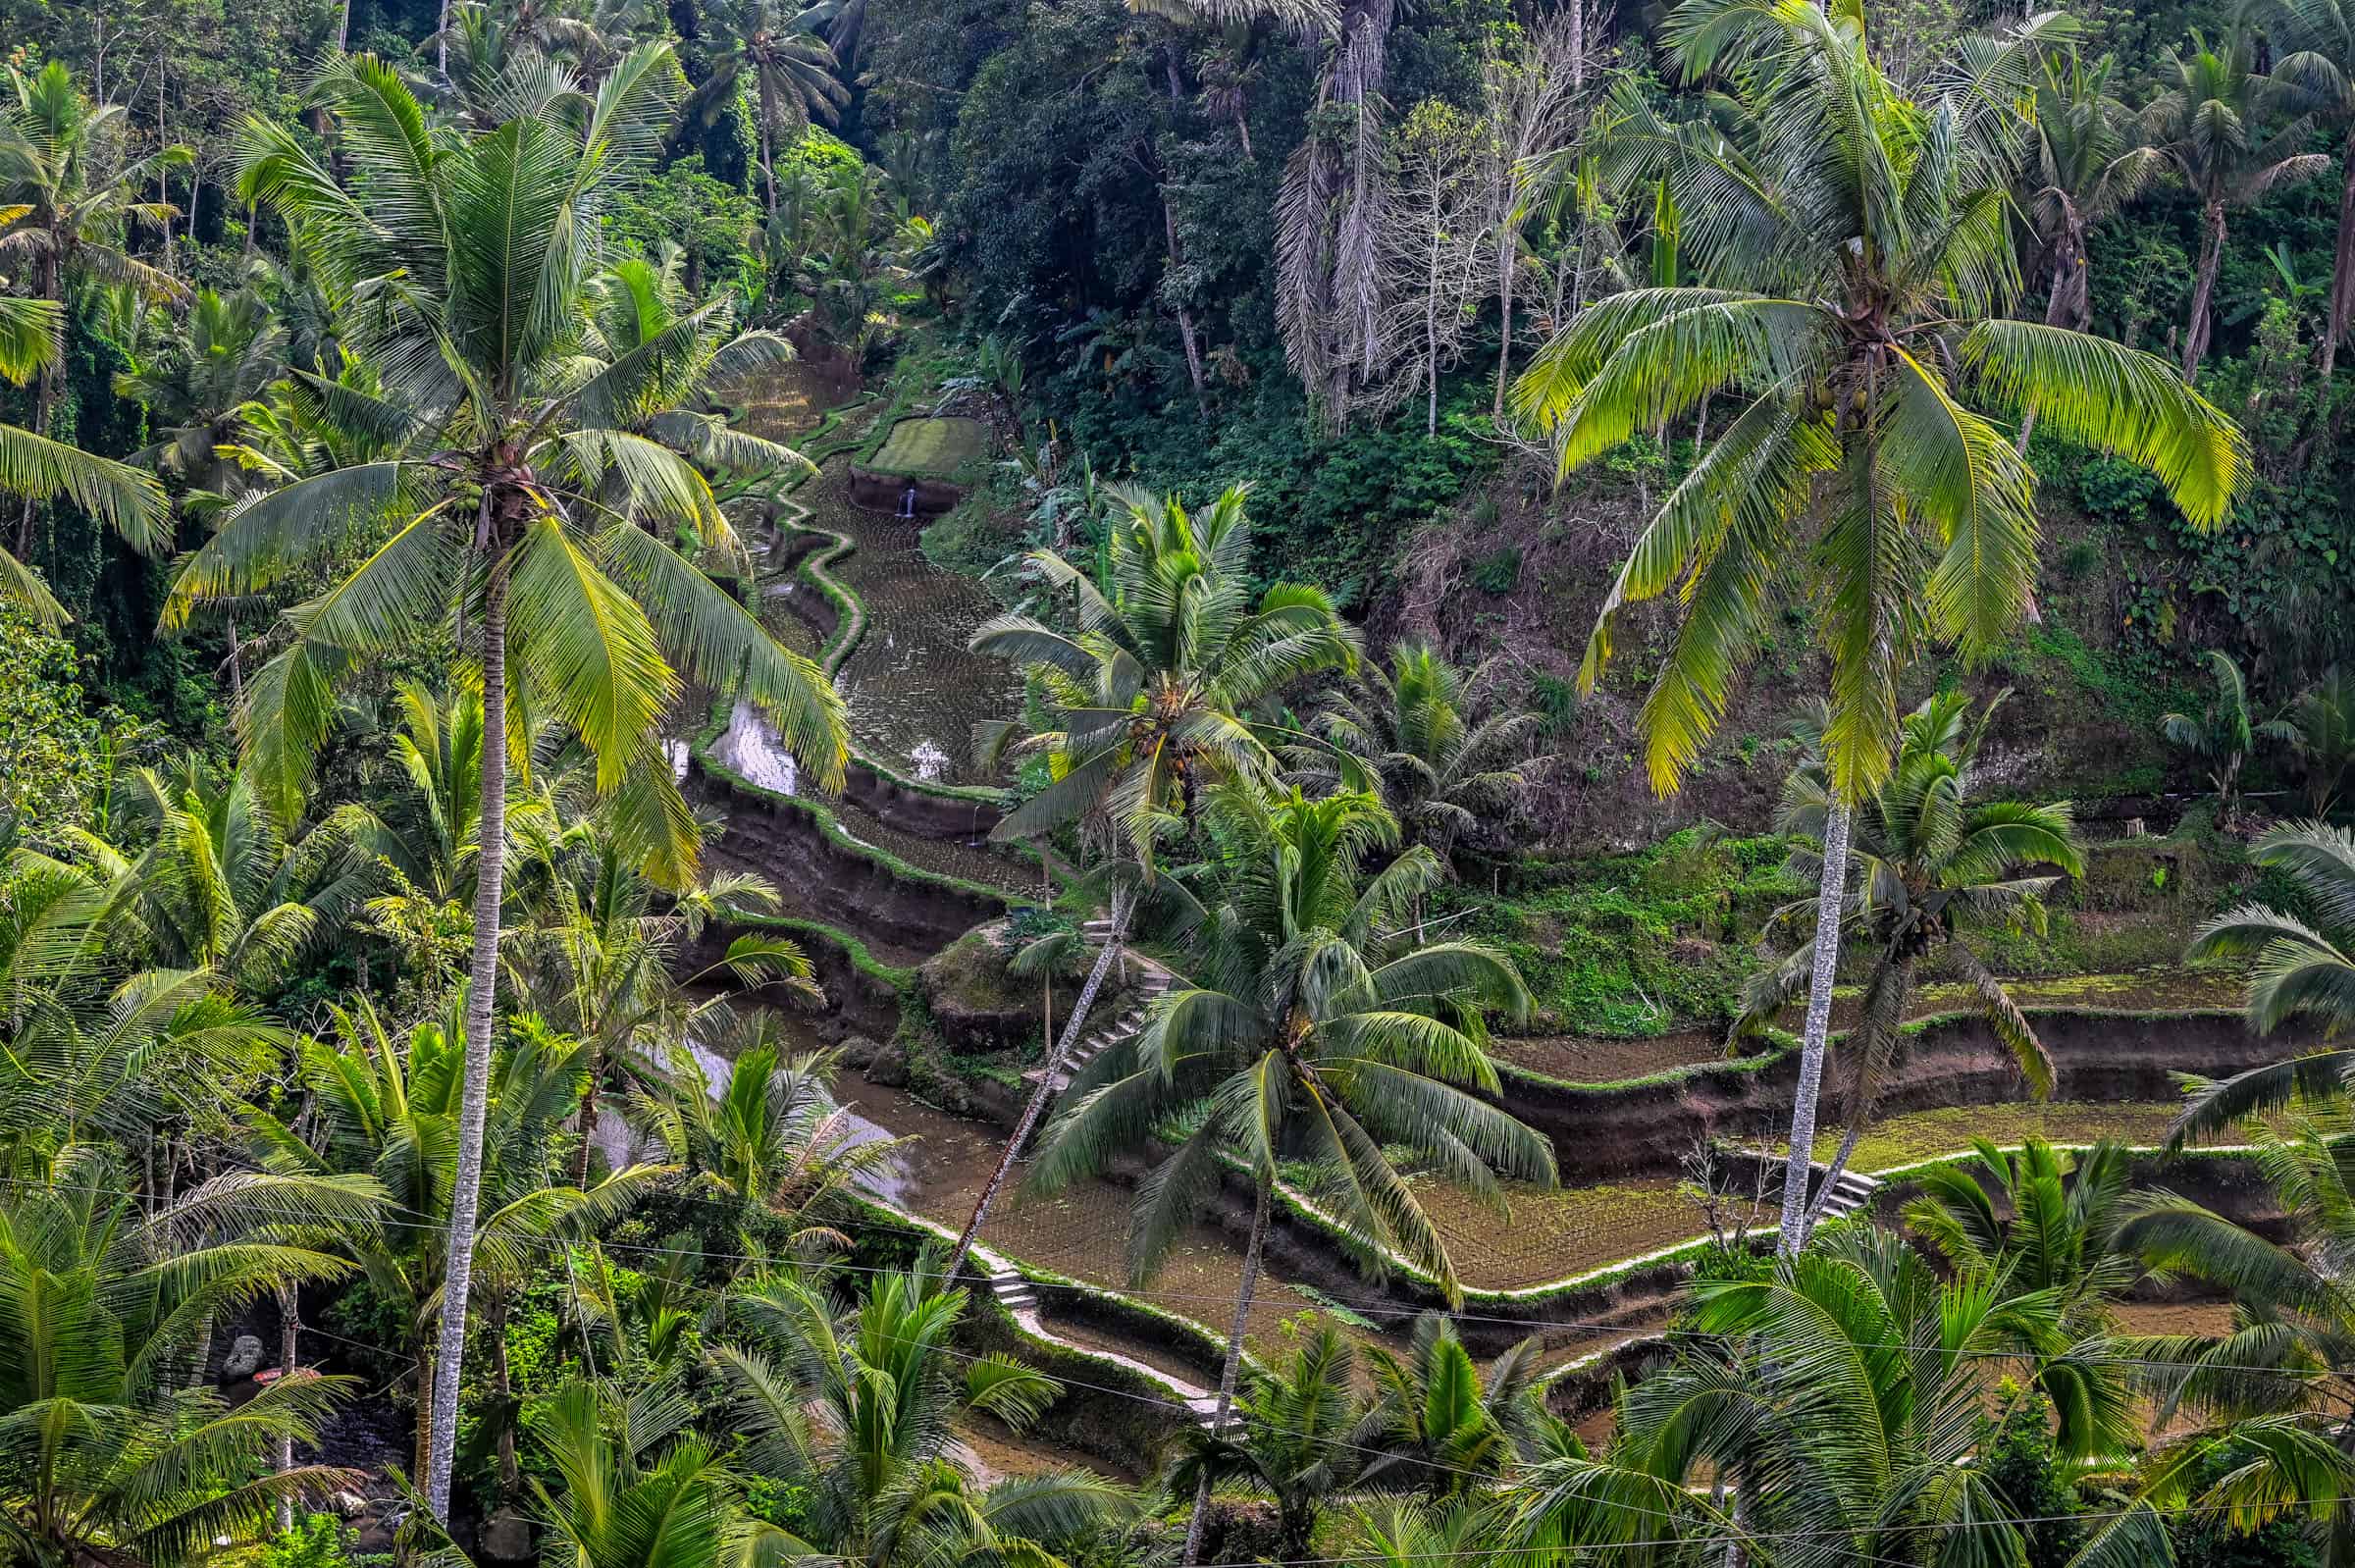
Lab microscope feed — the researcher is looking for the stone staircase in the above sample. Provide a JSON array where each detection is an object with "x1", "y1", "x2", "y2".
[
  {"x1": 1020, "y1": 921, "x2": 1178, "y2": 1094},
  {"x1": 1813, "y1": 1165, "x2": 1884, "y2": 1222},
  {"x1": 980, "y1": 1257, "x2": 1223, "y2": 1423}
]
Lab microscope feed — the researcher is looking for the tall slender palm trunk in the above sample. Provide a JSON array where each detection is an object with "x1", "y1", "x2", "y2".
[
  {"x1": 944, "y1": 884, "x2": 1132, "y2": 1281},
  {"x1": 426, "y1": 552, "x2": 510, "y2": 1522},
  {"x1": 1798, "y1": 955, "x2": 1917, "y2": 1241},
  {"x1": 1180, "y1": 1175, "x2": 1271, "y2": 1568},
  {"x1": 277, "y1": 1283, "x2": 299, "y2": 1532},
  {"x1": 2328, "y1": 130, "x2": 2355, "y2": 387},
  {"x1": 18, "y1": 261, "x2": 60, "y2": 559},
  {"x1": 1775, "y1": 800, "x2": 1852, "y2": 1256},
  {"x1": 2183, "y1": 200, "x2": 2226, "y2": 383}
]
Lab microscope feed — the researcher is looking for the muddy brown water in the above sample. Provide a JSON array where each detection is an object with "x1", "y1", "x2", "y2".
[{"x1": 830, "y1": 1074, "x2": 1394, "y2": 1365}]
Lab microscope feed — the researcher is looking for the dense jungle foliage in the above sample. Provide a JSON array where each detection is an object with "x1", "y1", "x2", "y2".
[{"x1": 12, "y1": 0, "x2": 2355, "y2": 1567}]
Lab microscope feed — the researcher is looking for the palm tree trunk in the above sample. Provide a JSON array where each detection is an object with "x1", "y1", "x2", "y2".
[
  {"x1": 437, "y1": 0, "x2": 450, "y2": 78},
  {"x1": 277, "y1": 1283, "x2": 299, "y2": 1532},
  {"x1": 227, "y1": 614, "x2": 245, "y2": 705},
  {"x1": 572, "y1": 1055, "x2": 603, "y2": 1188},
  {"x1": 944, "y1": 883, "x2": 1133, "y2": 1281},
  {"x1": 414, "y1": 1348, "x2": 435, "y2": 1480},
  {"x1": 759, "y1": 79, "x2": 779, "y2": 219},
  {"x1": 490, "y1": 1294, "x2": 519, "y2": 1491},
  {"x1": 425, "y1": 549, "x2": 511, "y2": 1524},
  {"x1": 2184, "y1": 200, "x2": 2225, "y2": 384},
  {"x1": 17, "y1": 261, "x2": 59, "y2": 559},
  {"x1": 2015, "y1": 251, "x2": 2076, "y2": 454},
  {"x1": 1180, "y1": 1174, "x2": 1271, "y2": 1568},
  {"x1": 1796, "y1": 959, "x2": 1910, "y2": 1241},
  {"x1": 2327, "y1": 129, "x2": 2355, "y2": 388},
  {"x1": 1775, "y1": 800, "x2": 1852, "y2": 1256},
  {"x1": 1493, "y1": 227, "x2": 1515, "y2": 421},
  {"x1": 1160, "y1": 195, "x2": 1210, "y2": 417}
]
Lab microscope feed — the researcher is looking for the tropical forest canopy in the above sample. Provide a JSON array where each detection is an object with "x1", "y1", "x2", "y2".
[{"x1": 11, "y1": 0, "x2": 2355, "y2": 1567}]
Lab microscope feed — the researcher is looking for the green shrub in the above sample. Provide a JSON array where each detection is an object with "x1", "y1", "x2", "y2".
[{"x1": 1470, "y1": 546, "x2": 1523, "y2": 595}]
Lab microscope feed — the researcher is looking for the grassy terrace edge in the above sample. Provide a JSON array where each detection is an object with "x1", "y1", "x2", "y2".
[
  {"x1": 755, "y1": 393, "x2": 1009, "y2": 812},
  {"x1": 1494, "y1": 999, "x2": 2254, "y2": 1094},
  {"x1": 693, "y1": 696, "x2": 1034, "y2": 910}
]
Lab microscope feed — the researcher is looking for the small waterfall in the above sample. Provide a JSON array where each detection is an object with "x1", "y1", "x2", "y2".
[{"x1": 714, "y1": 701, "x2": 799, "y2": 795}]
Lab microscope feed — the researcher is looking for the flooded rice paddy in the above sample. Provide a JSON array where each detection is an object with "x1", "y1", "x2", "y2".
[{"x1": 792, "y1": 458, "x2": 1019, "y2": 791}]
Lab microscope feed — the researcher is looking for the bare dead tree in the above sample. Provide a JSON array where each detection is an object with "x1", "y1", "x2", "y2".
[
  {"x1": 1480, "y1": 6, "x2": 1609, "y2": 419},
  {"x1": 1679, "y1": 1137, "x2": 1774, "y2": 1257},
  {"x1": 1368, "y1": 100, "x2": 1490, "y2": 432}
]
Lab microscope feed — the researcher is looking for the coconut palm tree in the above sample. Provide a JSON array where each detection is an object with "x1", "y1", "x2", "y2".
[
  {"x1": 2118, "y1": 1109, "x2": 2355, "y2": 1517},
  {"x1": 1903, "y1": 1136, "x2": 2149, "y2": 1453},
  {"x1": 527, "y1": 1376, "x2": 793, "y2": 1568},
  {"x1": 2162, "y1": 649, "x2": 2286, "y2": 828},
  {"x1": 2259, "y1": 0, "x2": 2355, "y2": 382},
  {"x1": 242, "y1": 1000, "x2": 666, "y2": 1493},
  {"x1": 0, "y1": 1145, "x2": 387, "y2": 1565},
  {"x1": 2276, "y1": 665, "x2": 2355, "y2": 817},
  {"x1": 2141, "y1": 33, "x2": 2334, "y2": 381},
  {"x1": 1028, "y1": 781, "x2": 1553, "y2": 1567},
  {"x1": 2024, "y1": 49, "x2": 2158, "y2": 338},
  {"x1": 0, "y1": 846, "x2": 295, "y2": 1181},
  {"x1": 633, "y1": 1036, "x2": 904, "y2": 1237},
  {"x1": 1512, "y1": 0, "x2": 2241, "y2": 1254},
  {"x1": 1308, "y1": 642, "x2": 1542, "y2": 871},
  {"x1": 0, "y1": 297, "x2": 169, "y2": 624},
  {"x1": 115, "y1": 287, "x2": 287, "y2": 492},
  {"x1": 502, "y1": 813, "x2": 820, "y2": 1183},
  {"x1": 945, "y1": 483, "x2": 1356, "y2": 1280},
  {"x1": 63, "y1": 762, "x2": 382, "y2": 999},
  {"x1": 682, "y1": 0, "x2": 848, "y2": 218},
  {"x1": 713, "y1": 1264, "x2": 1135, "y2": 1568},
  {"x1": 1355, "y1": 1315, "x2": 1566, "y2": 1497},
  {"x1": 2167, "y1": 820, "x2": 2355, "y2": 1142},
  {"x1": 1172, "y1": 1322, "x2": 1362, "y2": 1560},
  {"x1": 188, "y1": 51, "x2": 847, "y2": 1514},
  {"x1": 0, "y1": 62, "x2": 189, "y2": 562},
  {"x1": 1522, "y1": 1228, "x2": 2145, "y2": 1568},
  {"x1": 1732, "y1": 689, "x2": 2083, "y2": 1237}
]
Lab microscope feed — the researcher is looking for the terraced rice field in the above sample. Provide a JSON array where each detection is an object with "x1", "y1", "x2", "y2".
[
  {"x1": 1492, "y1": 1030, "x2": 1729, "y2": 1083},
  {"x1": 831, "y1": 1075, "x2": 1394, "y2": 1363},
  {"x1": 1494, "y1": 967, "x2": 2246, "y2": 1088},
  {"x1": 1821, "y1": 1101, "x2": 2185, "y2": 1172},
  {"x1": 869, "y1": 415, "x2": 989, "y2": 475},
  {"x1": 1408, "y1": 1177, "x2": 1702, "y2": 1292},
  {"x1": 793, "y1": 459, "x2": 1020, "y2": 792}
]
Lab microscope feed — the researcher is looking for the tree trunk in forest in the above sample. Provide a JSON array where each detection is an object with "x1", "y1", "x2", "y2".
[
  {"x1": 1775, "y1": 800, "x2": 1852, "y2": 1256},
  {"x1": 18, "y1": 259, "x2": 59, "y2": 559},
  {"x1": 1161, "y1": 194, "x2": 1210, "y2": 417},
  {"x1": 945, "y1": 884, "x2": 1133, "y2": 1281},
  {"x1": 438, "y1": 0, "x2": 450, "y2": 77},
  {"x1": 277, "y1": 1283, "x2": 299, "y2": 1532},
  {"x1": 425, "y1": 547, "x2": 510, "y2": 1523},
  {"x1": 1179, "y1": 1175, "x2": 1271, "y2": 1568},
  {"x1": 2183, "y1": 200, "x2": 2225, "y2": 384},
  {"x1": 414, "y1": 1348, "x2": 434, "y2": 1480},
  {"x1": 573, "y1": 1059, "x2": 602, "y2": 1188},
  {"x1": 1797, "y1": 957, "x2": 1917, "y2": 1243},
  {"x1": 2327, "y1": 131, "x2": 2355, "y2": 388},
  {"x1": 1493, "y1": 225, "x2": 1515, "y2": 421},
  {"x1": 490, "y1": 1295, "x2": 519, "y2": 1491},
  {"x1": 759, "y1": 78, "x2": 778, "y2": 218}
]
